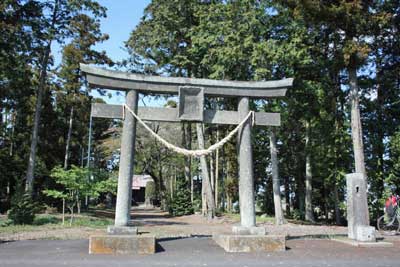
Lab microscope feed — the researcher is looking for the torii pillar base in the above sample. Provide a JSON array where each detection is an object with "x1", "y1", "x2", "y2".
[
  {"x1": 213, "y1": 234, "x2": 286, "y2": 253},
  {"x1": 89, "y1": 234, "x2": 156, "y2": 255}
]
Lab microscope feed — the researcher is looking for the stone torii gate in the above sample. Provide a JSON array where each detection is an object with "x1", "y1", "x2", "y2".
[{"x1": 81, "y1": 64, "x2": 293, "y2": 254}]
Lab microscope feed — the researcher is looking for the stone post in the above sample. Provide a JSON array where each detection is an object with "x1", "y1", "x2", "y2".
[
  {"x1": 114, "y1": 90, "x2": 138, "y2": 227},
  {"x1": 237, "y1": 97, "x2": 256, "y2": 228},
  {"x1": 346, "y1": 173, "x2": 372, "y2": 240}
]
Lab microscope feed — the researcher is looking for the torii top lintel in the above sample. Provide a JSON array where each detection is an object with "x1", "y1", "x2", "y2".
[{"x1": 80, "y1": 64, "x2": 293, "y2": 98}]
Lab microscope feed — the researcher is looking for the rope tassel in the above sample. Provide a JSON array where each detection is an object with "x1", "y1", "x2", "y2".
[{"x1": 123, "y1": 104, "x2": 254, "y2": 157}]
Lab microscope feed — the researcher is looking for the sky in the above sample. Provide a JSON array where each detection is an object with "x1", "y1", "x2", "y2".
[
  {"x1": 90, "y1": 0, "x2": 152, "y2": 104},
  {"x1": 93, "y1": 0, "x2": 151, "y2": 64}
]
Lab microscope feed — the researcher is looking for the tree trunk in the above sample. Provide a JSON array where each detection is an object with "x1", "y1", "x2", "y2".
[
  {"x1": 182, "y1": 123, "x2": 192, "y2": 183},
  {"x1": 174, "y1": 167, "x2": 177, "y2": 197},
  {"x1": 190, "y1": 168, "x2": 194, "y2": 204},
  {"x1": 375, "y1": 70, "x2": 385, "y2": 214},
  {"x1": 296, "y1": 176, "x2": 305, "y2": 216},
  {"x1": 182, "y1": 122, "x2": 194, "y2": 204},
  {"x1": 62, "y1": 198, "x2": 65, "y2": 225},
  {"x1": 0, "y1": 109, "x2": 3, "y2": 139},
  {"x1": 305, "y1": 120, "x2": 315, "y2": 222},
  {"x1": 348, "y1": 58, "x2": 366, "y2": 176},
  {"x1": 270, "y1": 128, "x2": 285, "y2": 225},
  {"x1": 201, "y1": 173, "x2": 207, "y2": 215},
  {"x1": 25, "y1": 46, "x2": 50, "y2": 191},
  {"x1": 196, "y1": 123, "x2": 215, "y2": 220},
  {"x1": 170, "y1": 170, "x2": 175, "y2": 199},
  {"x1": 25, "y1": 0, "x2": 60, "y2": 192},
  {"x1": 210, "y1": 153, "x2": 215, "y2": 192},
  {"x1": 64, "y1": 106, "x2": 74, "y2": 169},
  {"x1": 227, "y1": 194, "x2": 232, "y2": 213},
  {"x1": 215, "y1": 129, "x2": 219, "y2": 209},
  {"x1": 334, "y1": 183, "x2": 341, "y2": 225},
  {"x1": 323, "y1": 184, "x2": 329, "y2": 223},
  {"x1": 284, "y1": 174, "x2": 291, "y2": 217},
  {"x1": 9, "y1": 111, "x2": 15, "y2": 156},
  {"x1": 77, "y1": 192, "x2": 81, "y2": 214},
  {"x1": 186, "y1": 123, "x2": 193, "y2": 204},
  {"x1": 69, "y1": 205, "x2": 74, "y2": 226},
  {"x1": 332, "y1": 69, "x2": 343, "y2": 225}
]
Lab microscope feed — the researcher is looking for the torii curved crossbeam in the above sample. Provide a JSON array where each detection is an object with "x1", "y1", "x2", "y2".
[{"x1": 80, "y1": 63, "x2": 293, "y2": 98}]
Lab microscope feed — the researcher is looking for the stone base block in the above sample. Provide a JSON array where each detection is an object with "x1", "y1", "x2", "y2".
[
  {"x1": 232, "y1": 226, "x2": 266, "y2": 235},
  {"x1": 89, "y1": 235, "x2": 155, "y2": 255},
  {"x1": 107, "y1": 226, "x2": 138, "y2": 235},
  {"x1": 355, "y1": 226, "x2": 376, "y2": 242},
  {"x1": 332, "y1": 237, "x2": 393, "y2": 248},
  {"x1": 213, "y1": 234, "x2": 286, "y2": 253}
]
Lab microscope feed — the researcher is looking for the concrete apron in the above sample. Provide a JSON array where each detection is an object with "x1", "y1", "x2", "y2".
[{"x1": 89, "y1": 226, "x2": 156, "y2": 255}]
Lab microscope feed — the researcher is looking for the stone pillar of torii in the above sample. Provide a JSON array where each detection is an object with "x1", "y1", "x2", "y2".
[{"x1": 80, "y1": 64, "x2": 293, "y2": 232}]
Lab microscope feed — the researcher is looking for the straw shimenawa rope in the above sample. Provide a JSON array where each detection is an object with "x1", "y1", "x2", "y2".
[{"x1": 123, "y1": 104, "x2": 254, "y2": 157}]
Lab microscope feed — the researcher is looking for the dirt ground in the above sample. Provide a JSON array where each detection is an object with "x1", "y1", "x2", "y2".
[
  {"x1": 0, "y1": 207, "x2": 350, "y2": 241},
  {"x1": 132, "y1": 208, "x2": 349, "y2": 238}
]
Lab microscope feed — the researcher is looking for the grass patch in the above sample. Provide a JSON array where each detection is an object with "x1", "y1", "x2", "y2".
[
  {"x1": 222, "y1": 213, "x2": 275, "y2": 224},
  {"x1": 70, "y1": 214, "x2": 113, "y2": 228},
  {"x1": 0, "y1": 214, "x2": 64, "y2": 234},
  {"x1": 33, "y1": 215, "x2": 61, "y2": 225},
  {"x1": 0, "y1": 212, "x2": 113, "y2": 235}
]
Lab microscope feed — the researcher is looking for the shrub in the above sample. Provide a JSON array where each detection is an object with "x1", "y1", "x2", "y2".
[
  {"x1": 8, "y1": 191, "x2": 40, "y2": 225},
  {"x1": 169, "y1": 179, "x2": 193, "y2": 216},
  {"x1": 192, "y1": 198, "x2": 202, "y2": 213},
  {"x1": 291, "y1": 209, "x2": 305, "y2": 221},
  {"x1": 145, "y1": 181, "x2": 156, "y2": 205}
]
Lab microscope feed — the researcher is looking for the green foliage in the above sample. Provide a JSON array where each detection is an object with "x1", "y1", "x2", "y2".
[
  {"x1": 43, "y1": 166, "x2": 117, "y2": 213},
  {"x1": 169, "y1": 179, "x2": 193, "y2": 216},
  {"x1": 145, "y1": 181, "x2": 156, "y2": 203},
  {"x1": 0, "y1": 0, "x2": 112, "y2": 198},
  {"x1": 90, "y1": 169, "x2": 118, "y2": 197},
  {"x1": 33, "y1": 215, "x2": 60, "y2": 225},
  {"x1": 291, "y1": 209, "x2": 305, "y2": 221},
  {"x1": 8, "y1": 190, "x2": 40, "y2": 225},
  {"x1": 44, "y1": 166, "x2": 89, "y2": 202},
  {"x1": 192, "y1": 198, "x2": 202, "y2": 213}
]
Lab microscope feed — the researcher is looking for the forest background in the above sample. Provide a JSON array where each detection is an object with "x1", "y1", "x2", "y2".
[{"x1": 1, "y1": 0, "x2": 399, "y2": 225}]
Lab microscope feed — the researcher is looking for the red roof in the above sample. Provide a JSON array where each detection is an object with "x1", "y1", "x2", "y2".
[{"x1": 132, "y1": 175, "x2": 153, "y2": 190}]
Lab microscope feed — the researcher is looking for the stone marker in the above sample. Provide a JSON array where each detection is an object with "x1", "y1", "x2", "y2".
[
  {"x1": 346, "y1": 173, "x2": 374, "y2": 242},
  {"x1": 355, "y1": 225, "x2": 376, "y2": 242}
]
